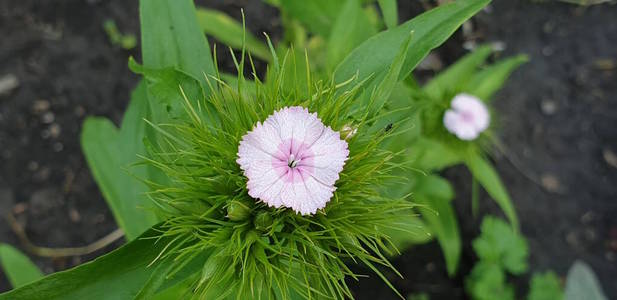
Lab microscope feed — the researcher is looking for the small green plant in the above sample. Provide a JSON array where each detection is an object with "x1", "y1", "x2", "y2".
[{"x1": 103, "y1": 19, "x2": 137, "y2": 50}]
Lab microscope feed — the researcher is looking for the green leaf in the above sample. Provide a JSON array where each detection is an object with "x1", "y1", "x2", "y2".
[
  {"x1": 195, "y1": 8, "x2": 271, "y2": 62},
  {"x1": 528, "y1": 271, "x2": 564, "y2": 300},
  {"x1": 334, "y1": 0, "x2": 490, "y2": 92},
  {"x1": 140, "y1": 0, "x2": 216, "y2": 94},
  {"x1": 0, "y1": 228, "x2": 185, "y2": 300},
  {"x1": 371, "y1": 30, "x2": 414, "y2": 114},
  {"x1": 466, "y1": 262, "x2": 515, "y2": 300},
  {"x1": 465, "y1": 153, "x2": 519, "y2": 229},
  {"x1": 409, "y1": 137, "x2": 462, "y2": 171},
  {"x1": 564, "y1": 261, "x2": 607, "y2": 300},
  {"x1": 0, "y1": 244, "x2": 43, "y2": 288},
  {"x1": 129, "y1": 58, "x2": 206, "y2": 125},
  {"x1": 415, "y1": 175, "x2": 461, "y2": 276},
  {"x1": 378, "y1": 0, "x2": 398, "y2": 29},
  {"x1": 472, "y1": 216, "x2": 528, "y2": 275},
  {"x1": 81, "y1": 82, "x2": 159, "y2": 240},
  {"x1": 279, "y1": 0, "x2": 344, "y2": 37},
  {"x1": 465, "y1": 54, "x2": 528, "y2": 101},
  {"x1": 326, "y1": 0, "x2": 378, "y2": 69},
  {"x1": 423, "y1": 44, "x2": 493, "y2": 100}
]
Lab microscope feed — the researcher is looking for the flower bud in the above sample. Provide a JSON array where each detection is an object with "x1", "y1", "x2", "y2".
[
  {"x1": 254, "y1": 211, "x2": 273, "y2": 232},
  {"x1": 226, "y1": 199, "x2": 253, "y2": 221}
]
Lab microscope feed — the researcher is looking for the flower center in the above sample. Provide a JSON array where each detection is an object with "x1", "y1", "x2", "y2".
[{"x1": 287, "y1": 154, "x2": 299, "y2": 168}]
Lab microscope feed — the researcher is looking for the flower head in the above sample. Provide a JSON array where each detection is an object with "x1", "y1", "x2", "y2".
[
  {"x1": 443, "y1": 93, "x2": 490, "y2": 140},
  {"x1": 237, "y1": 106, "x2": 349, "y2": 215}
]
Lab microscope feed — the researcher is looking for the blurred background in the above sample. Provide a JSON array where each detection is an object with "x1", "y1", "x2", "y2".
[{"x1": 0, "y1": 0, "x2": 615, "y2": 298}]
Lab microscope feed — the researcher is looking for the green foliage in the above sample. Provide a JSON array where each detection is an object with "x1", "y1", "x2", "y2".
[
  {"x1": 466, "y1": 153, "x2": 520, "y2": 229},
  {"x1": 279, "y1": 0, "x2": 344, "y2": 37},
  {"x1": 0, "y1": 244, "x2": 43, "y2": 288},
  {"x1": 472, "y1": 216, "x2": 528, "y2": 274},
  {"x1": 564, "y1": 261, "x2": 608, "y2": 300},
  {"x1": 140, "y1": 0, "x2": 215, "y2": 93},
  {"x1": 139, "y1": 54, "x2": 421, "y2": 298},
  {"x1": 466, "y1": 54, "x2": 529, "y2": 101},
  {"x1": 195, "y1": 8, "x2": 271, "y2": 62},
  {"x1": 81, "y1": 81, "x2": 159, "y2": 240},
  {"x1": 0, "y1": 227, "x2": 203, "y2": 300},
  {"x1": 334, "y1": 0, "x2": 490, "y2": 93},
  {"x1": 414, "y1": 175, "x2": 461, "y2": 276},
  {"x1": 327, "y1": 0, "x2": 378, "y2": 69},
  {"x1": 466, "y1": 262, "x2": 515, "y2": 300},
  {"x1": 466, "y1": 216, "x2": 533, "y2": 300},
  {"x1": 103, "y1": 19, "x2": 137, "y2": 49},
  {"x1": 528, "y1": 271, "x2": 564, "y2": 300},
  {"x1": 378, "y1": 0, "x2": 398, "y2": 29}
]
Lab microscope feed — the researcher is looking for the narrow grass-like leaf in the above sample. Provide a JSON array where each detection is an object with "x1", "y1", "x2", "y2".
[
  {"x1": 465, "y1": 54, "x2": 528, "y2": 101},
  {"x1": 0, "y1": 244, "x2": 43, "y2": 289},
  {"x1": 378, "y1": 0, "x2": 398, "y2": 29},
  {"x1": 414, "y1": 175, "x2": 461, "y2": 276},
  {"x1": 465, "y1": 153, "x2": 519, "y2": 229},
  {"x1": 423, "y1": 44, "x2": 493, "y2": 99}
]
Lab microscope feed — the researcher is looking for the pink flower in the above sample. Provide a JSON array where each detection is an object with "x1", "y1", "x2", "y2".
[
  {"x1": 443, "y1": 94, "x2": 490, "y2": 141},
  {"x1": 237, "y1": 107, "x2": 349, "y2": 215}
]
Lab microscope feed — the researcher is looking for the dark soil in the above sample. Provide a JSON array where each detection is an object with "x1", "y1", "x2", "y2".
[{"x1": 1, "y1": 0, "x2": 616, "y2": 299}]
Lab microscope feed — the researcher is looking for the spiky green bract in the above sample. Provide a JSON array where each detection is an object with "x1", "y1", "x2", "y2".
[{"x1": 141, "y1": 52, "x2": 419, "y2": 299}]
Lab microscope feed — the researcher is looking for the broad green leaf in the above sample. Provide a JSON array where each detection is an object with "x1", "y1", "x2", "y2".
[
  {"x1": 409, "y1": 137, "x2": 462, "y2": 171},
  {"x1": 414, "y1": 175, "x2": 461, "y2": 276},
  {"x1": 334, "y1": 0, "x2": 490, "y2": 92},
  {"x1": 0, "y1": 228, "x2": 187, "y2": 300},
  {"x1": 472, "y1": 216, "x2": 528, "y2": 275},
  {"x1": 465, "y1": 54, "x2": 528, "y2": 101},
  {"x1": 326, "y1": 0, "x2": 377, "y2": 69},
  {"x1": 0, "y1": 244, "x2": 43, "y2": 288},
  {"x1": 129, "y1": 58, "x2": 206, "y2": 125},
  {"x1": 279, "y1": 0, "x2": 344, "y2": 37},
  {"x1": 81, "y1": 82, "x2": 159, "y2": 240},
  {"x1": 195, "y1": 8, "x2": 271, "y2": 62},
  {"x1": 465, "y1": 153, "x2": 519, "y2": 229},
  {"x1": 378, "y1": 0, "x2": 398, "y2": 29},
  {"x1": 140, "y1": 0, "x2": 215, "y2": 94},
  {"x1": 423, "y1": 44, "x2": 493, "y2": 99},
  {"x1": 528, "y1": 271, "x2": 564, "y2": 300},
  {"x1": 564, "y1": 261, "x2": 607, "y2": 300}
]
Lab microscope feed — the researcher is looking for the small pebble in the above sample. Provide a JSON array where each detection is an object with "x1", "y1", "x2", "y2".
[
  {"x1": 69, "y1": 208, "x2": 81, "y2": 223},
  {"x1": 49, "y1": 123, "x2": 61, "y2": 138},
  {"x1": 32, "y1": 100, "x2": 50, "y2": 114},
  {"x1": 541, "y1": 173, "x2": 562, "y2": 193},
  {"x1": 53, "y1": 142, "x2": 63, "y2": 152},
  {"x1": 74, "y1": 105, "x2": 85, "y2": 117},
  {"x1": 541, "y1": 99, "x2": 557, "y2": 115},
  {"x1": 12, "y1": 202, "x2": 28, "y2": 214},
  {"x1": 41, "y1": 111, "x2": 55, "y2": 124},
  {"x1": 605, "y1": 251, "x2": 616, "y2": 262},
  {"x1": 27, "y1": 161, "x2": 39, "y2": 171},
  {"x1": 0, "y1": 74, "x2": 19, "y2": 95},
  {"x1": 603, "y1": 148, "x2": 617, "y2": 169}
]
